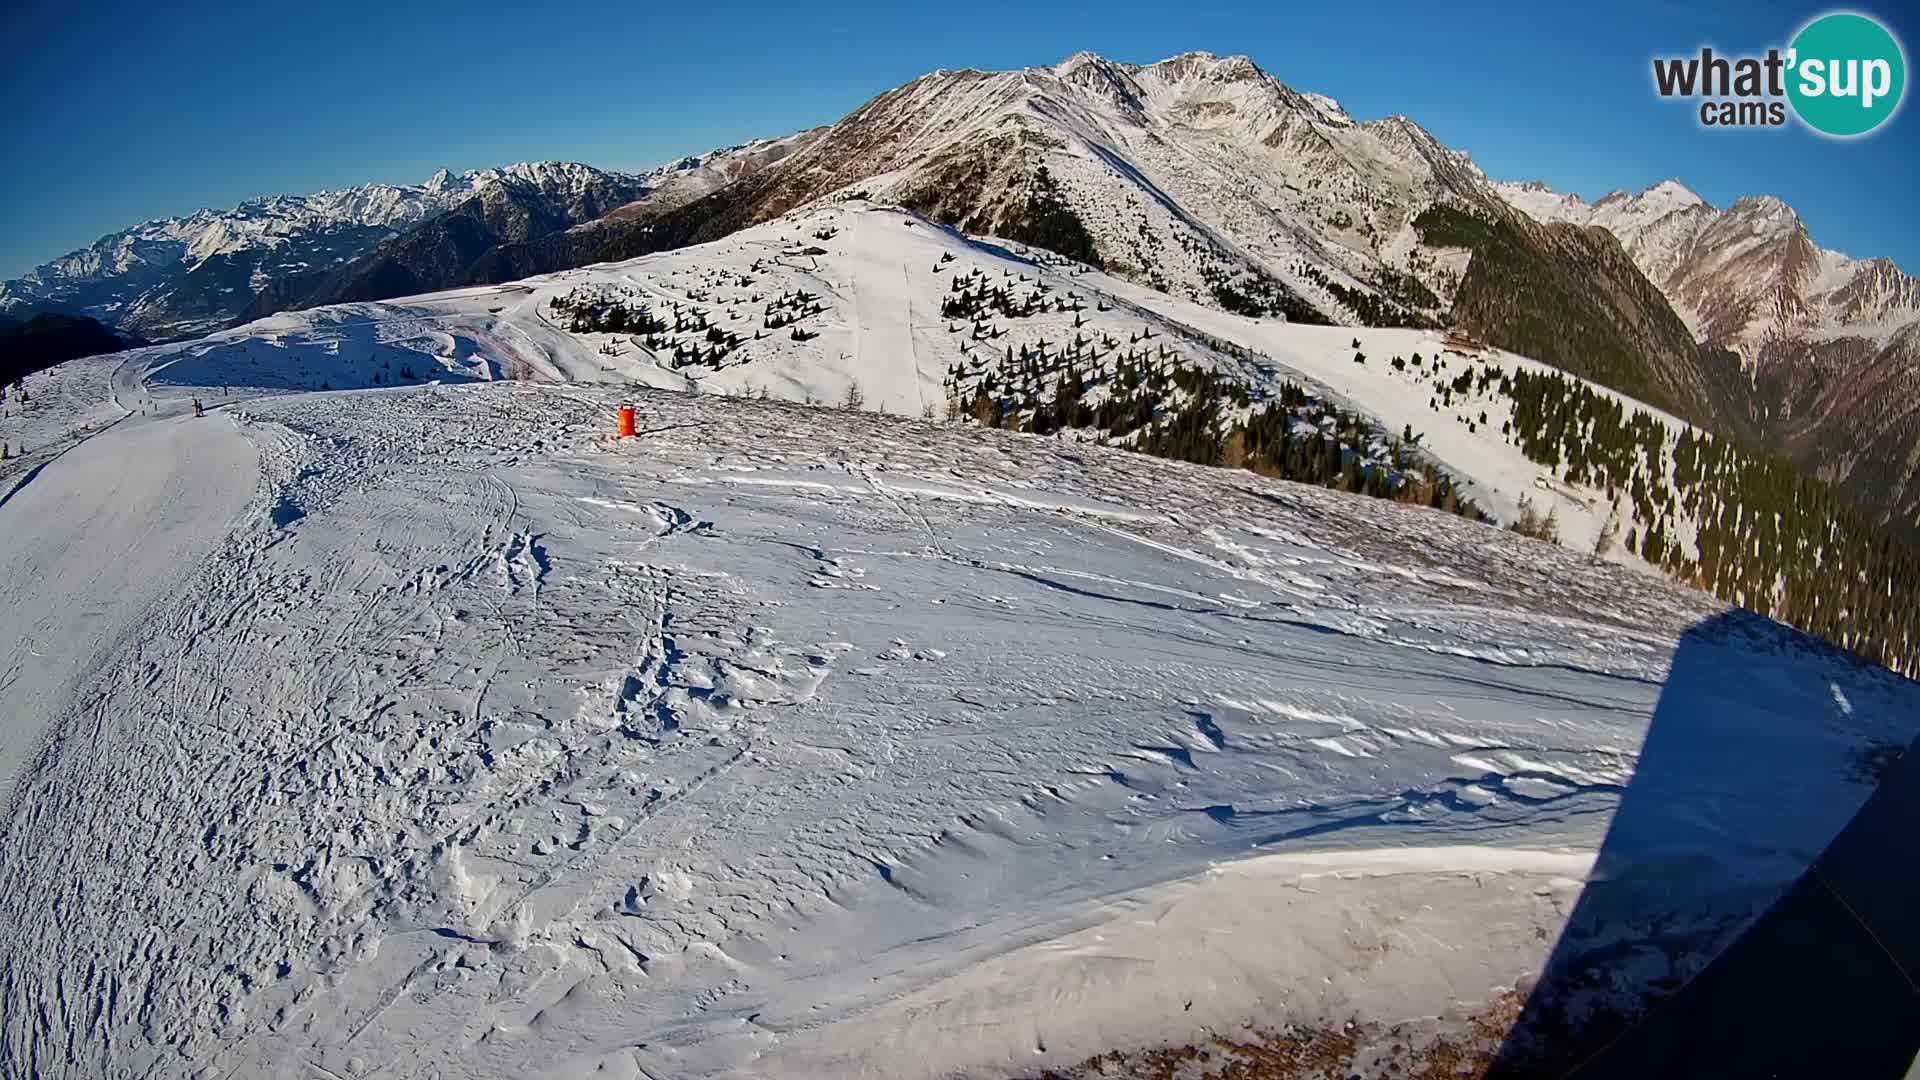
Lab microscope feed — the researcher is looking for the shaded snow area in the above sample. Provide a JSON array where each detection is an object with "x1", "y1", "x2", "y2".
[{"x1": 2, "y1": 366, "x2": 1916, "y2": 1079}]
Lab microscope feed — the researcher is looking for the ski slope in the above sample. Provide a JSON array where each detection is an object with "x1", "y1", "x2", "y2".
[
  {"x1": 122, "y1": 202, "x2": 1714, "y2": 573},
  {"x1": 2, "y1": 205, "x2": 1918, "y2": 1078},
  {"x1": 2, "y1": 360, "x2": 1915, "y2": 1078},
  {"x1": 0, "y1": 394, "x2": 255, "y2": 801}
]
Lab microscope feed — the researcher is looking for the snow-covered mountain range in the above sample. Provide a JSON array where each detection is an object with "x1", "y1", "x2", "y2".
[
  {"x1": 1495, "y1": 178, "x2": 1920, "y2": 356},
  {"x1": 1496, "y1": 177, "x2": 1920, "y2": 532},
  {"x1": 0, "y1": 154, "x2": 797, "y2": 341},
  {"x1": 633, "y1": 51, "x2": 1499, "y2": 323},
  {"x1": 619, "y1": 48, "x2": 1908, "y2": 534},
  {"x1": 535, "y1": 51, "x2": 1782, "y2": 438},
  {"x1": 6, "y1": 50, "x2": 1916, "y2": 532},
  {"x1": 0, "y1": 163, "x2": 625, "y2": 339},
  {"x1": 1493, "y1": 175, "x2": 1920, "y2": 439},
  {"x1": 3, "y1": 51, "x2": 1522, "y2": 344}
]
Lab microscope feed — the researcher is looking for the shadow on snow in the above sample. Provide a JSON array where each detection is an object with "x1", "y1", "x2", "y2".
[{"x1": 1489, "y1": 609, "x2": 1920, "y2": 1078}]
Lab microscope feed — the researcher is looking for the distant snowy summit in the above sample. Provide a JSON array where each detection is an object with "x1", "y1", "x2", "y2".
[
  {"x1": 1491, "y1": 176, "x2": 1919, "y2": 355},
  {"x1": 0, "y1": 161, "x2": 643, "y2": 340},
  {"x1": 0, "y1": 131, "x2": 843, "y2": 343}
]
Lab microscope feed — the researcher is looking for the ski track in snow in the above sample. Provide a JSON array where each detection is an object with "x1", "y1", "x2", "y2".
[
  {"x1": 4, "y1": 285, "x2": 1920, "y2": 1075},
  {"x1": 0, "y1": 396, "x2": 255, "y2": 802},
  {"x1": 847, "y1": 209, "x2": 926, "y2": 416}
]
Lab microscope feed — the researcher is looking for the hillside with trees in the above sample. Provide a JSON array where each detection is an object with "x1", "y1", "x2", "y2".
[
  {"x1": 0, "y1": 313, "x2": 137, "y2": 385},
  {"x1": 1413, "y1": 205, "x2": 1754, "y2": 440}
]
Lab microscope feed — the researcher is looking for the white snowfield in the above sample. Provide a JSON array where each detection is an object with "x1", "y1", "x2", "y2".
[
  {"x1": 129, "y1": 202, "x2": 1700, "y2": 568},
  {"x1": 2, "y1": 207, "x2": 1917, "y2": 1080}
]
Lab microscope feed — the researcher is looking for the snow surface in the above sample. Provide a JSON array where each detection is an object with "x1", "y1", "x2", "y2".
[
  {"x1": 123, "y1": 202, "x2": 1701, "y2": 573},
  {"x1": 3, "y1": 205, "x2": 1919, "y2": 1079},
  {"x1": 0, "y1": 382, "x2": 254, "y2": 800},
  {"x1": 0, "y1": 350, "x2": 134, "y2": 496}
]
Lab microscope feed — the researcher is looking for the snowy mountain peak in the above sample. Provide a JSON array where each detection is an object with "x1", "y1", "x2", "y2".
[
  {"x1": 1300, "y1": 91, "x2": 1353, "y2": 126},
  {"x1": 1145, "y1": 50, "x2": 1263, "y2": 83},
  {"x1": 1053, "y1": 50, "x2": 1116, "y2": 75},
  {"x1": 423, "y1": 167, "x2": 454, "y2": 194},
  {"x1": 1134, "y1": 51, "x2": 1284, "y2": 100},
  {"x1": 469, "y1": 160, "x2": 637, "y2": 194},
  {"x1": 1725, "y1": 193, "x2": 1799, "y2": 226},
  {"x1": 1050, "y1": 51, "x2": 1148, "y2": 112},
  {"x1": 1500, "y1": 178, "x2": 1708, "y2": 224},
  {"x1": 1045, "y1": 50, "x2": 1288, "y2": 103},
  {"x1": 1050, "y1": 51, "x2": 1291, "y2": 96},
  {"x1": 738, "y1": 46, "x2": 1521, "y2": 343},
  {"x1": 1369, "y1": 114, "x2": 1466, "y2": 159},
  {"x1": 1642, "y1": 178, "x2": 1704, "y2": 208}
]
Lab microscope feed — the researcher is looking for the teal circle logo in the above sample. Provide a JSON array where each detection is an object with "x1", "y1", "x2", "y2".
[{"x1": 1787, "y1": 12, "x2": 1906, "y2": 136}]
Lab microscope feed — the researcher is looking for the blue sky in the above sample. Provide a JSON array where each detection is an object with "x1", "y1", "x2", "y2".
[{"x1": 3, "y1": 0, "x2": 1915, "y2": 281}]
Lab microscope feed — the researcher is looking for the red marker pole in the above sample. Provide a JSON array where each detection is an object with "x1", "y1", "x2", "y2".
[{"x1": 617, "y1": 406, "x2": 636, "y2": 438}]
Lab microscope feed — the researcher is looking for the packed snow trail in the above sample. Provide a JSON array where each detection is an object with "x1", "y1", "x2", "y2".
[
  {"x1": 0, "y1": 401, "x2": 255, "y2": 804},
  {"x1": 848, "y1": 209, "x2": 928, "y2": 415},
  {"x1": 1, "y1": 375, "x2": 1913, "y2": 1080}
]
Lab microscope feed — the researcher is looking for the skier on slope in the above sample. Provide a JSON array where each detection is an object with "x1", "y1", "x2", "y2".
[{"x1": 191, "y1": 397, "x2": 204, "y2": 418}]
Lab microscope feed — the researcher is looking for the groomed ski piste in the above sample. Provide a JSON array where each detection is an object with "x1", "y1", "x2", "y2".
[{"x1": 2, "y1": 203, "x2": 1916, "y2": 1079}]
